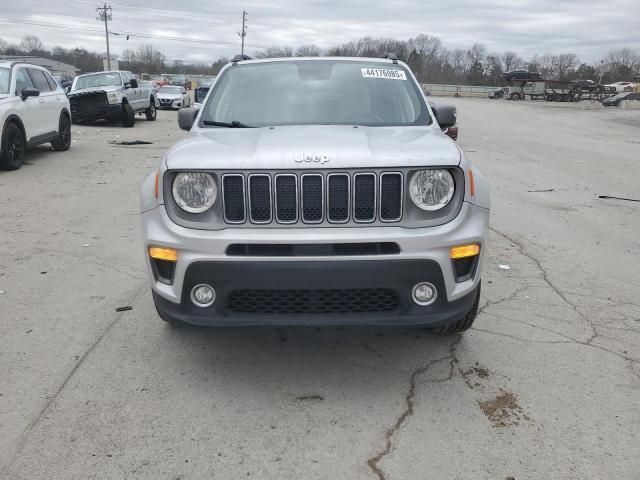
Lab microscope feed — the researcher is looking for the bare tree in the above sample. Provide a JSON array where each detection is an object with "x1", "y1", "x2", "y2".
[
  {"x1": 20, "y1": 35, "x2": 43, "y2": 54},
  {"x1": 555, "y1": 53, "x2": 578, "y2": 80},
  {"x1": 486, "y1": 54, "x2": 503, "y2": 84},
  {"x1": 606, "y1": 48, "x2": 638, "y2": 70},
  {"x1": 409, "y1": 35, "x2": 442, "y2": 60},
  {"x1": 121, "y1": 49, "x2": 136, "y2": 64},
  {"x1": 449, "y1": 49, "x2": 468, "y2": 76},
  {"x1": 134, "y1": 44, "x2": 165, "y2": 72},
  {"x1": 255, "y1": 46, "x2": 294, "y2": 58},
  {"x1": 502, "y1": 50, "x2": 522, "y2": 71},
  {"x1": 467, "y1": 43, "x2": 486, "y2": 65},
  {"x1": 0, "y1": 38, "x2": 8, "y2": 55},
  {"x1": 295, "y1": 45, "x2": 321, "y2": 57}
]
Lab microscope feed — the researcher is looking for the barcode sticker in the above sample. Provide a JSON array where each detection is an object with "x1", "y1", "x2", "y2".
[{"x1": 361, "y1": 68, "x2": 407, "y2": 80}]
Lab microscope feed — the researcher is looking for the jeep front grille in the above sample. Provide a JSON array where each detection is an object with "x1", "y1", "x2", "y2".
[
  {"x1": 222, "y1": 175, "x2": 246, "y2": 223},
  {"x1": 221, "y1": 171, "x2": 403, "y2": 225}
]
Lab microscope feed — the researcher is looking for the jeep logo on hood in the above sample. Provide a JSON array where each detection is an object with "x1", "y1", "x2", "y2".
[{"x1": 294, "y1": 153, "x2": 330, "y2": 164}]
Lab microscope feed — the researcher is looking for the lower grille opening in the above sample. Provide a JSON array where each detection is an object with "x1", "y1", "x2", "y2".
[
  {"x1": 227, "y1": 288, "x2": 400, "y2": 314},
  {"x1": 151, "y1": 259, "x2": 176, "y2": 285},
  {"x1": 226, "y1": 242, "x2": 400, "y2": 256},
  {"x1": 452, "y1": 256, "x2": 479, "y2": 283}
]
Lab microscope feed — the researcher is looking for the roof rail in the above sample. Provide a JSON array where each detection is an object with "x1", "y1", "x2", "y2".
[
  {"x1": 231, "y1": 54, "x2": 252, "y2": 64},
  {"x1": 382, "y1": 53, "x2": 398, "y2": 64}
]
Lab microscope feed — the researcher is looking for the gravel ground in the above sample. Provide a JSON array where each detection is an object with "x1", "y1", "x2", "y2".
[{"x1": 1, "y1": 99, "x2": 639, "y2": 479}]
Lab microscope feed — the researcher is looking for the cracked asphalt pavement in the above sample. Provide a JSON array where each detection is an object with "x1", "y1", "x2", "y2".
[{"x1": 1, "y1": 99, "x2": 639, "y2": 479}]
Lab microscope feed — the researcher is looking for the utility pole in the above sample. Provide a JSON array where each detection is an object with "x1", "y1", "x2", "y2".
[
  {"x1": 97, "y1": 3, "x2": 113, "y2": 70},
  {"x1": 238, "y1": 10, "x2": 247, "y2": 56}
]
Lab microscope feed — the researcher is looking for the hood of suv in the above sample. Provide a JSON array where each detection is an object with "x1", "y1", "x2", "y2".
[{"x1": 165, "y1": 125, "x2": 460, "y2": 170}]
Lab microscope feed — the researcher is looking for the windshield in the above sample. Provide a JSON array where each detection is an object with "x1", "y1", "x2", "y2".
[
  {"x1": 201, "y1": 60, "x2": 430, "y2": 127},
  {"x1": 160, "y1": 86, "x2": 182, "y2": 94},
  {"x1": 0, "y1": 67, "x2": 10, "y2": 95},
  {"x1": 74, "y1": 72, "x2": 122, "y2": 90}
]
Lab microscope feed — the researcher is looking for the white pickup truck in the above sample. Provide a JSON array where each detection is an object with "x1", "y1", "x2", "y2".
[{"x1": 68, "y1": 70, "x2": 157, "y2": 127}]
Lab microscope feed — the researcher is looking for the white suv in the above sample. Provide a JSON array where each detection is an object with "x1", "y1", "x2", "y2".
[{"x1": 0, "y1": 62, "x2": 71, "y2": 170}]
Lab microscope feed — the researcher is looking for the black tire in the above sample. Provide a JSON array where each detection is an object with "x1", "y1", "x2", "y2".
[
  {"x1": 433, "y1": 281, "x2": 481, "y2": 334},
  {"x1": 51, "y1": 113, "x2": 71, "y2": 151},
  {"x1": 121, "y1": 103, "x2": 135, "y2": 128},
  {"x1": 512, "y1": 93, "x2": 522, "y2": 101},
  {"x1": 145, "y1": 100, "x2": 157, "y2": 121},
  {"x1": 0, "y1": 122, "x2": 26, "y2": 171}
]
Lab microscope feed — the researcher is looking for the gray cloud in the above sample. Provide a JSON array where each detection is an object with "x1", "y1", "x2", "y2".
[{"x1": 1, "y1": 0, "x2": 638, "y2": 64}]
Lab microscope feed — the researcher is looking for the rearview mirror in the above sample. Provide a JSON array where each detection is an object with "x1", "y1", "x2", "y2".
[
  {"x1": 178, "y1": 107, "x2": 200, "y2": 131},
  {"x1": 432, "y1": 105, "x2": 457, "y2": 129},
  {"x1": 21, "y1": 88, "x2": 40, "y2": 101}
]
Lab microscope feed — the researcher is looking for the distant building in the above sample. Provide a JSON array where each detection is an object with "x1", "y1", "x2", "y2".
[{"x1": 0, "y1": 55, "x2": 80, "y2": 76}]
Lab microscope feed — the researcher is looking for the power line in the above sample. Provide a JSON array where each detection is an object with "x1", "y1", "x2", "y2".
[
  {"x1": 0, "y1": 18, "x2": 265, "y2": 48},
  {"x1": 0, "y1": 19, "x2": 105, "y2": 34},
  {"x1": 80, "y1": 0, "x2": 340, "y2": 39},
  {"x1": 81, "y1": 0, "x2": 239, "y2": 21},
  {"x1": 82, "y1": 1, "x2": 236, "y2": 26},
  {"x1": 250, "y1": 13, "x2": 340, "y2": 37}
]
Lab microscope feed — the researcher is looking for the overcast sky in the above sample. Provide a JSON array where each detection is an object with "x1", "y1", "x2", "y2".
[{"x1": 1, "y1": 0, "x2": 639, "y2": 64}]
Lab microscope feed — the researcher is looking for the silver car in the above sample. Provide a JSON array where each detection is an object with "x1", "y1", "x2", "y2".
[
  {"x1": 156, "y1": 85, "x2": 191, "y2": 110},
  {"x1": 140, "y1": 56, "x2": 490, "y2": 332}
]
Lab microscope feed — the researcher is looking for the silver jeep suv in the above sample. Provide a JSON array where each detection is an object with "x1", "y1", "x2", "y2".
[{"x1": 140, "y1": 56, "x2": 490, "y2": 332}]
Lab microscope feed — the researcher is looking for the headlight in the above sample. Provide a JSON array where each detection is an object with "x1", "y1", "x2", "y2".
[
  {"x1": 172, "y1": 172, "x2": 217, "y2": 213},
  {"x1": 409, "y1": 169, "x2": 455, "y2": 211},
  {"x1": 106, "y1": 92, "x2": 119, "y2": 104}
]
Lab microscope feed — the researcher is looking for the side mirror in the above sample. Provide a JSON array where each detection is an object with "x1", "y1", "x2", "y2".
[
  {"x1": 64, "y1": 86, "x2": 71, "y2": 94},
  {"x1": 125, "y1": 79, "x2": 138, "y2": 89},
  {"x1": 21, "y1": 88, "x2": 40, "y2": 101},
  {"x1": 178, "y1": 107, "x2": 199, "y2": 131},
  {"x1": 432, "y1": 105, "x2": 457, "y2": 129}
]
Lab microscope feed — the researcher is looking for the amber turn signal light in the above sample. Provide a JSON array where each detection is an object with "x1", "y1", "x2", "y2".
[
  {"x1": 149, "y1": 247, "x2": 178, "y2": 262},
  {"x1": 468, "y1": 168, "x2": 475, "y2": 197},
  {"x1": 154, "y1": 171, "x2": 160, "y2": 199},
  {"x1": 450, "y1": 244, "x2": 480, "y2": 259}
]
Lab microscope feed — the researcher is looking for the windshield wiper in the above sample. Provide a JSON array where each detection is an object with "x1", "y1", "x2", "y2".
[{"x1": 203, "y1": 120, "x2": 254, "y2": 128}]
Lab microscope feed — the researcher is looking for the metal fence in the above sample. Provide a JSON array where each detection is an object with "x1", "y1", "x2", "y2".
[{"x1": 421, "y1": 84, "x2": 497, "y2": 98}]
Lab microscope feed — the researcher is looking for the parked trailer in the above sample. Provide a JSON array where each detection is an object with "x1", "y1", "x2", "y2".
[
  {"x1": 505, "y1": 80, "x2": 615, "y2": 102},
  {"x1": 504, "y1": 81, "x2": 546, "y2": 100}
]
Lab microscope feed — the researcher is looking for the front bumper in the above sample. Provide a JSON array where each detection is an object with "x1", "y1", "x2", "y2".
[
  {"x1": 142, "y1": 202, "x2": 489, "y2": 326},
  {"x1": 70, "y1": 103, "x2": 121, "y2": 122},
  {"x1": 158, "y1": 99, "x2": 181, "y2": 109},
  {"x1": 152, "y1": 260, "x2": 480, "y2": 326}
]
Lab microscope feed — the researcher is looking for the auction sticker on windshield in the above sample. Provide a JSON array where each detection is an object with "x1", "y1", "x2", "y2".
[{"x1": 361, "y1": 68, "x2": 407, "y2": 80}]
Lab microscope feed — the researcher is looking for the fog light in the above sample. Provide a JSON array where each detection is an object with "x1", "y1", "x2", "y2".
[
  {"x1": 412, "y1": 282, "x2": 437, "y2": 306},
  {"x1": 191, "y1": 284, "x2": 216, "y2": 307}
]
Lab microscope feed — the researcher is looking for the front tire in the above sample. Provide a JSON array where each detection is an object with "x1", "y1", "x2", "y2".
[
  {"x1": 0, "y1": 122, "x2": 26, "y2": 171},
  {"x1": 51, "y1": 114, "x2": 71, "y2": 151},
  {"x1": 433, "y1": 281, "x2": 481, "y2": 334},
  {"x1": 145, "y1": 101, "x2": 157, "y2": 121},
  {"x1": 121, "y1": 103, "x2": 135, "y2": 127}
]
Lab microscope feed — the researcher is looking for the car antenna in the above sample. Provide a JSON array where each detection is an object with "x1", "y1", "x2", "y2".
[
  {"x1": 232, "y1": 54, "x2": 252, "y2": 65},
  {"x1": 382, "y1": 53, "x2": 399, "y2": 65}
]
